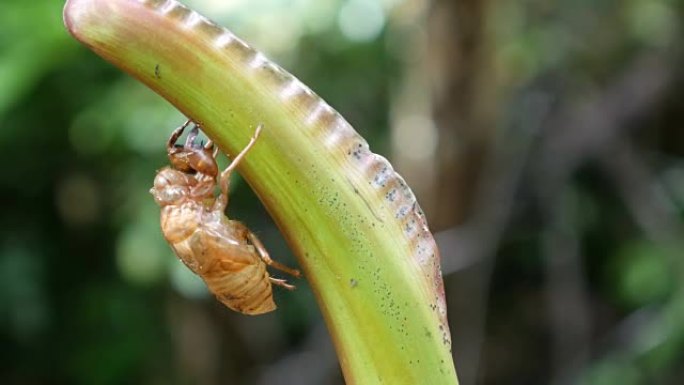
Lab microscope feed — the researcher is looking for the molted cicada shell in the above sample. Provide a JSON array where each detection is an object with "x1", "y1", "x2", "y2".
[{"x1": 150, "y1": 120, "x2": 300, "y2": 315}]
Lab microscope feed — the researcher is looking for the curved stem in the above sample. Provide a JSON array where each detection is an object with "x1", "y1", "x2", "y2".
[{"x1": 64, "y1": 1, "x2": 458, "y2": 383}]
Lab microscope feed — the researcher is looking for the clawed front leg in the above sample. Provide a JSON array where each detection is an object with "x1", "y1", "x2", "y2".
[
  {"x1": 185, "y1": 125, "x2": 200, "y2": 148},
  {"x1": 167, "y1": 119, "x2": 193, "y2": 152}
]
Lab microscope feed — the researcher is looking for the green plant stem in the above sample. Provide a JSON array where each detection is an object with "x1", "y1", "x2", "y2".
[{"x1": 64, "y1": 0, "x2": 457, "y2": 383}]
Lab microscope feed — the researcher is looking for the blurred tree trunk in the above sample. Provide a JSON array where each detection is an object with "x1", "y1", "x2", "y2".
[
  {"x1": 424, "y1": 2, "x2": 499, "y2": 385},
  {"x1": 428, "y1": 0, "x2": 497, "y2": 229}
]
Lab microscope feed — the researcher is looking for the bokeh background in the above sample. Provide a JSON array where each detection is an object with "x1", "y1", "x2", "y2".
[{"x1": 2, "y1": 0, "x2": 683, "y2": 384}]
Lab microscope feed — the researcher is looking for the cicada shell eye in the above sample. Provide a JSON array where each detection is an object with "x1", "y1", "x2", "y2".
[
  {"x1": 151, "y1": 168, "x2": 192, "y2": 206},
  {"x1": 153, "y1": 186, "x2": 187, "y2": 206}
]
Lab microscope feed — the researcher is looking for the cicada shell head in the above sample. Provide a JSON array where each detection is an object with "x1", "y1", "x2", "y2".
[{"x1": 168, "y1": 145, "x2": 219, "y2": 178}]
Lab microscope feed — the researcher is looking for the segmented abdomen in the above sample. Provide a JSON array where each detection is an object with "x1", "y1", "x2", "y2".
[
  {"x1": 161, "y1": 204, "x2": 277, "y2": 315},
  {"x1": 203, "y1": 261, "x2": 276, "y2": 315}
]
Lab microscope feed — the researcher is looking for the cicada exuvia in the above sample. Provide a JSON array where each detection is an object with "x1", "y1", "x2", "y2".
[{"x1": 150, "y1": 120, "x2": 300, "y2": 315}]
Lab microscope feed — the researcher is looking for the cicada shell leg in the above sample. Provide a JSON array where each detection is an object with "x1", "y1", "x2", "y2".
[
  {"x1": 204, "y1": 140, "x2": 219, "y2": 158},
  {"x1": 247, "y1": 231, "x2": 302, "y2": 279},
  {"x1": 269, "y1": 277, "x2": 296, "y2": 291},
  {"x1": 167, "y1": 119, "x2": 193, "y2": 152},
  {"x1": 214, "y1": 124, "x2": 263, "y2": 212},
  {"x1": 184, "y1": 124, "x2": 200, "y2": 148}
]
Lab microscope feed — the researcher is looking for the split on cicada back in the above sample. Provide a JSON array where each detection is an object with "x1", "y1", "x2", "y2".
[{"x1": 150, "y1": 119, "x2": 301, "y2": 315}]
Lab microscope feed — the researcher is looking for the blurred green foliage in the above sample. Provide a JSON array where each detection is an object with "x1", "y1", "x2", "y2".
[{"x1": 611, "y1": 240, "x2": 673, "y2": 308}]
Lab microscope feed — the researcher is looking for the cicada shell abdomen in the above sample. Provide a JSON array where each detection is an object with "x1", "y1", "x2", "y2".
[
  {"x1": 202, "y1": 255, "x2": 275, "y2": 314},
  {"x1": 183, "y1": 226, "x2": 277, "y2": 315},
  {"x1": 161, "y1": 208, "x2": 278, "y2": 315},
  {"x1": 151, "y1": 122, "x2": 297, "y2": 316}
]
